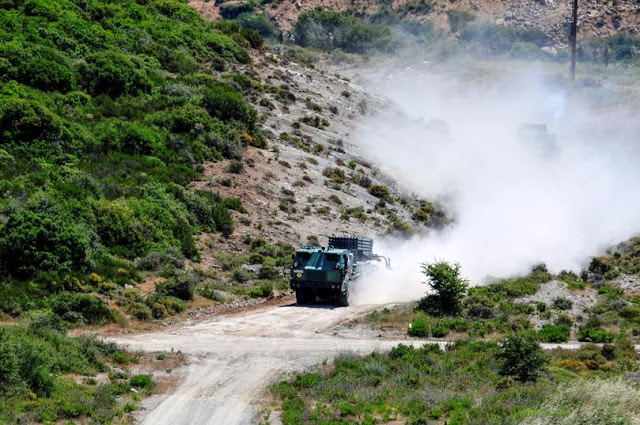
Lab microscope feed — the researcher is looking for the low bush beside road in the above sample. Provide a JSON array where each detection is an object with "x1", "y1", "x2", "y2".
[
  {"x1": 0, "y1": 319, "x2": 173, "y2": 424},
  {"x1": 273, "y1": 335, "x2": 639, "y2": 424}
]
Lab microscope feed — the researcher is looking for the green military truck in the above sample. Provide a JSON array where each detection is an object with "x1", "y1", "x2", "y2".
[{"x1": 289, "y1": 237, "x2": 390, "y2": 306}]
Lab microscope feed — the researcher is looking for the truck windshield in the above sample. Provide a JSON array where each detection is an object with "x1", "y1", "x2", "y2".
[
  {"x1": 293, "y1": 252, "x2": 343, "y2": 270},
  {"x1": 320, "y1": 253, "x2": 340, "y2": 270},
  {"x1": 293, "y1": 252, "x2": 312, "y2": 268}
]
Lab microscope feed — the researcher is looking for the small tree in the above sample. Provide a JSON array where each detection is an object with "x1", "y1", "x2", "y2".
[
  {"x1": 418, "y1": 261, "x2": 468, "y2": 316},
  {"x1": 496, "y1": 332, "x2": 548, "y2": 382}
]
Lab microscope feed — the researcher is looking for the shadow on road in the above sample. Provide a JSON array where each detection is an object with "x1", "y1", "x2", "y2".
[{"x1": 279, "y1": 302, "x2": 342, "y2": 310}]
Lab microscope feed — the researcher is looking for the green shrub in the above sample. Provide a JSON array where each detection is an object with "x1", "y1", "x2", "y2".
[
  {"x1": 463, "y1": 294, "x2": 496, "y2": 318},
  {"x1": 156, "y1": 272, "x2": 199, "y2": 301},
  {"x1": 496, "y1": 332, "x2": 548, "y2": 381},
  {"x1": 538, "y1": 324, "x2": 570, "y2": 343},
  {"x1": 554, "y1": 313, "x2": 573, "y2": 327},
  {"x1": 149, "y1": 296, "x2": 185, "y2": 318},
  {"x1": 553, "y1": 297, "x2": 573, "y2": 311},
  {"x1": 431, "y1": 326, "x2": 448, "y2": 338},
  {"x1": 589, "y1": 256, "x2": 615, "y2": 275},
  {"x1": 578, "y1": 327, "x2": 615, "y2": 343},
  {"x1": 412, "y1": 201, "x2": 436, "y2": 225},
  {"x1": 236, "y1": 13, "x2": 279, "y2": 40},
  {"x1": 130, "y1": 374, "x2": 154, "y2": 390},
  {"x1": 23, "y1": 57, "x2": 75, "y2": 92},
  {"x1": 49, "y1": 292, "x2": 113, "y2": 325},
  {"x1": 293, "y1": 9, "x2": 396, "y2": 54},
  {"x1": 368, "y1": 184, "x2": 390, "y2": 200},
  {"x1": 0, "y1": 209, "x2": 91, "y2": 279},
  {"x1": 618, "y1": 306, "x2": 640, "y2": 320},
  {"x1": 322, "y1": 167, "x2": 347, "y2": 183},
  {"x1": 233, "y1": 268, "x2": 252, "y2": 283},
  {"x1": 203, "y1": 82, "x2": 258, "y2": 130},
  {"x1": 125, "y1": 302, "x2": 153, "y2": 321},
  {"x1": 408, "y1": 317, "x2": 429, "y2": 337},
  {"x1": 418, "y1": 261, "x2": 468, "y2": 316},
  {"x1": 82, "y1": 51, "x2": 155, "y2": 97},
  {"x1": 249, "y1": 282, "x2": 273, "y2": 298}
]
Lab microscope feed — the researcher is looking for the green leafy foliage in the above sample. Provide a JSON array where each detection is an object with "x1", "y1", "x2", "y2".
[
  {"x1": 275, "y1": 338, "x2": 639, "y2": 425},
  {"x1": 538, "y1": 324, "x2": 570, "y2": 343},
  {"x1": 49, "y1": 292, "x2": 113, "y2": 325},
  {"x1": 0, "y1": 0, "x2": 256, "y2": 316},
  {"x1": 460, "y1": 23, "x2": 552, "y2": 58},
  {"x1": 418, "y1": 261, "x2": 469, "y2": 316},
  {"x1": 588, "y1": 237, "x2": 640, "y2": 279},
  {"x1": 293, "y1": 9, "x2": 396, "y2": 54},
  {"x1": 553, "y1": 297, "x2": 573, "y2": 311},
  {"x1": 0, "y1": 207, "x2": 91, "y2": 279},
  {"x1": 496, "y1": 332, "x2": 548, "y2": 382},
  {"x1": 235, "y1": 13, "x2": 280, "y2": 40},
  {"x1": 407, "y1": 317, "x2": 429, "y2": 337},
  {"x1": 0, "y1": 321, "x2": 153, "y2": 422},
  {"x1": 578, "y1": 327, "x2": 615, "y2": 343}
]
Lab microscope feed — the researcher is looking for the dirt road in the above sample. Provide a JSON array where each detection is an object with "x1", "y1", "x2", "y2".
[
  {"x1": 111, "y1": 302, "x2": 428, "y2": 425},
  {"x1": 111, "y1": 301, "x2": 640, "y2": 425}
]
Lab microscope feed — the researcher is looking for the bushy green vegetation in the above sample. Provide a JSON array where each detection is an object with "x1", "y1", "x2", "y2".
[
  {"x1": 293, "y1": 9, "x2": 396, "y2": 54},
  {"x1": 497, "y1": 332, "x2": 548, "y2": 381},
  {"x1": 579, "y1": 326, "x2": 615, "y2": 343},
  {"x1": 460, "y1": 22, "x2": 553, "y2": 58},
  {"x1": 581, "y1": 32, "x2": 640, "y2": 63},
  {"x1": 538, "y1": 324, "x2": 570, "y2": 343},
  {"x1": 0, "y1": 321, "x2": 150, "y2": 423},
  {"x1": 209, "y1": 237, "x2": 294, "y2": 298},
  {"x1": 0, "y1": 0, "x2": 264, "y2": 319},
  {"x1": 401, "y1": 264, "x2": 557, "y2": 339},
  {"x1": 274, "y1": 337, "x2": 639, "y2": 424},
  {"x1": 417, "y1": 261, "x2": 468, "y2": 316},
  {"x1": 588, "y1": 237, "x2": 640, "y2": 279}
]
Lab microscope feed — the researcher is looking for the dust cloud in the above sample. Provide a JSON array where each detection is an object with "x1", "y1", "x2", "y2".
[{"x1": 350, "y1": 62, "x2": 640, "y2": 304}]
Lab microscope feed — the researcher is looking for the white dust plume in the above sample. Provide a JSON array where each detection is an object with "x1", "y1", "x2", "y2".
[{"x1": 350, "y1": 62, "x2": 640, "y2": 304}]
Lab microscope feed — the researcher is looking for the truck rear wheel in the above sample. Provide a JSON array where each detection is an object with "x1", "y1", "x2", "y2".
[{"x1": 338, "y1": 289, "x2": 349, "y2": 307}]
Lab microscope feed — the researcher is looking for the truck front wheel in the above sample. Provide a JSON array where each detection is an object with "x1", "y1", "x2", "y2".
[
  {"x1": 338, "y1": 288, "x2": 349, "y2": 307},
  {"x1": 296, "y1": 289, "x2": 308, "y2": 305}
]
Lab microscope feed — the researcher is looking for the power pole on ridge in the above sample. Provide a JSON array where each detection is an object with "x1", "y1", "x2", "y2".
[{"x1": 570, "y1": 0, "x2": 579, "y2": 81}]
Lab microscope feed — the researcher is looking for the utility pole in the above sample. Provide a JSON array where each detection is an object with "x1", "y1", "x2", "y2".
[{"x1": 570, "y1": 0, "x2": 579, "y2": 81}]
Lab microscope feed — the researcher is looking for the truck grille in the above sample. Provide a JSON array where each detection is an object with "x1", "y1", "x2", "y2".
[{"x1": 306, "y1": 270, "x2": 326, "y2": 281}]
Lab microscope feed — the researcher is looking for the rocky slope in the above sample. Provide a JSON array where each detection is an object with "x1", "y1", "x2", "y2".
[
  {"x1": 192, "y1": 0, "x2": 639, "y2": 49},
  {"x1": 191, "y1": 50, "x2": 437, "y2": 265}
]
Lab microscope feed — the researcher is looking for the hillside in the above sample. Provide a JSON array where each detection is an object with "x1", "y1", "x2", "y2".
[
  {"x1": 0, "y1": 0, "x2": 445, "y2": 328},
  {"x1": 2, "y1": 0, "x2": 640, "y2": 424},
  {"x1": 191, "y1": 0, "x2": 640, "y2": 47}
]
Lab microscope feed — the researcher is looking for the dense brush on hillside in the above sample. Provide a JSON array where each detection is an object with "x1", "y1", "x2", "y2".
[{"x1": 0, "y1": 0, "x2": 264, "y2": 318}]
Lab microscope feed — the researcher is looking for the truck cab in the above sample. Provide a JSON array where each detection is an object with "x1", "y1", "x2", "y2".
[
  {"x1": 290, "y1": 237, "x2": 390, "y2": 306},
  {"x1": 290, "y1": 247, "x2": 354, "y2": 305}
]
